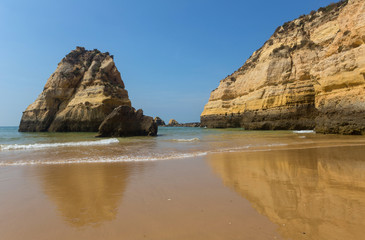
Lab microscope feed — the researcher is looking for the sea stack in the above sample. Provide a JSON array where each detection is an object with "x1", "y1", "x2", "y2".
[
  {"x1": 19, "y1": 47, "x2": 156, "y2": 136},
  {"x1": 201, "y1": 0, "x2": 365, "y2": 134},
  {"x1": 19, "y1": 47, "x2": 131, "y2": 132},
  {"x1": 168, "y1": 119, "x2": 179, "y2": 126}
]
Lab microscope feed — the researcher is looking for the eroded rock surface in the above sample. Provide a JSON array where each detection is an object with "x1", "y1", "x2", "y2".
[
  {"x1": 179, "y1": 122, "x2": 201, "y2": 127},
  {"x1": 168, "y1": 119, "x2": 179, "y2": 126},
  {"x1": 97, "y1": 106, "x2": 157, "y2": 137},
  {"x1": 201, "y1": 0, "x2": 365, "y2": 134},
  {"x1": 19, "y1": 47, "x2": 131, "y2": 132},
  {"x1": 154, "y1": 117, "x2": 166, "y2": 126}
]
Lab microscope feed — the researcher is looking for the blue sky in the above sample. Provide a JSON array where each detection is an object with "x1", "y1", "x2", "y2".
[{"x1": 0, "y1": 0, "x2": 335, "y2": 126}]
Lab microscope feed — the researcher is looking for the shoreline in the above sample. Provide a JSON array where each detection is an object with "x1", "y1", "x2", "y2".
[
  {"x1": 1, "y1": 127, "x2": 365, "y2": 240},
  {"x1": 2, "y1": 136, "x2": 365, "y2": 166},
  {"x1": 1, "y1": 144, "x2": 364, "y2": 239}
]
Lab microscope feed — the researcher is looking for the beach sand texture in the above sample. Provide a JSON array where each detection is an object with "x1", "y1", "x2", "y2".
[{"x1": 1, "y1": 127, "x2": 365, "y2": 239}]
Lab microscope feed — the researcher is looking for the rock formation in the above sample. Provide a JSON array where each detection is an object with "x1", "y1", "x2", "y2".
[
  {"x1": 165, "y1": 119, "x2": 200, "y2": 127},
  {"x1": 97, "y1": 106, "x2": 157, "y2": 137},
  {"x1": 19, "y1": 47, "x2": 132, "y2": 132},
  {"x1": 178, "y1": 122, "x2": 201, "y2": 127},
  {"x1": 201, "y1": 0, "x2": 365, "y2": 134},
  {"x1": 154, "y1": 117, "x2": 166, "y2": 126},
  {"x1": 168, "y1": 119, "x2": 179, "y2": 126}
]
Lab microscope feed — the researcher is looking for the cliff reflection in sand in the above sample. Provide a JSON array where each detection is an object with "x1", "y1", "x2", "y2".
[
  {"x1": 36, "y1": 163, "x2": 138, "y2": 227},
  {"x1": 208, "y1": 146, "x2": 365, "y2": 240}
]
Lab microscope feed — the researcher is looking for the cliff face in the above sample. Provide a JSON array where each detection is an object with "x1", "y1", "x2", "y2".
[
  {"x1": 19, "y1": 47, "x2": 131, "y2": 132},
  {"x1": 201, "y1": 0, "x2": 365, "y2": 134}
]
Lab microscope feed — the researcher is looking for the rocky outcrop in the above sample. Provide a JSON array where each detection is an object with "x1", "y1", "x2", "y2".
[
  {"x1": 19, "y1": 47, "x2": 131, "y2": 132},
  {"x1": 154, "y1": 117, "x2": 166, "y2": 126},
  {"x1": 97, "y1": 106, "x2": 157, "y2": 137},
  {"x1": 178, "y1": 122, "x2": 201, "y2": 127},
  {"x1": 168, "y1": 119, "x2": 179, "y2": 126},
  {"x1": 201, "y1": 0, "x2": 365, "y2": 134},
  {"x1": 165, "y1": 119, "x2": 201, "y2": 127}
]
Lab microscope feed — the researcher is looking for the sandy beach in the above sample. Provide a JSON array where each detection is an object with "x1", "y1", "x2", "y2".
[
  {"x1": 1, "y1": 140, "x2": 365, "y2": 240},
  {"x1": 2, "y1": 0, "x2": 365, "y2": 239}
]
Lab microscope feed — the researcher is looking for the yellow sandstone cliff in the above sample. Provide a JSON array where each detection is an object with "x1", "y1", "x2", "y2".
[
  {"x1": 19, "y1": 47, "x2": 131, "y2": 132},
  {"x1": 201, "y1": 0, "x2": 365, "y2": 134}
]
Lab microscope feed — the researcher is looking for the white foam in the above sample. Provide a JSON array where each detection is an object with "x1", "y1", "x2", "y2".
[
  {"x1": 214, "y1": 145, "x2": 250, "y2": 153},
  {"x1": 213, "y1": 143, "x2": 288, "y2": 153},
  {"x1": 267, "y1": 143, "x2": 289, "y2": 147},
  {"x1": 0, "y1": 138, "x2": 119, "y2": 151},
  {"x1": 0, "y1": 151, "x2": 208, "y2": 166},
  {"x1": 171, "y1": 138, "x2": 200, "y2": 142},
  {"x1": 293, "y1": 130, "x2": 315, "y2": 134}
]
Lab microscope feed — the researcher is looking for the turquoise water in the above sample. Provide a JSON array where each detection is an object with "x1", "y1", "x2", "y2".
[
  {"x1": 0, "y1": 126, "x2": 96, "y2": 145},
  {"x1": 1, "y1": 126, "x2": 365, "y2": 166}
]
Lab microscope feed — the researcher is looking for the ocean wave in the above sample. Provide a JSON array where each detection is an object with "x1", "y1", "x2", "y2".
[
  {"x1": 0, "y1": 138, "x2": 119, "y2": 151},
  {"x1": 3, "y1": 141, "x2": 365, "y2": 166},
  {"x1": 267, "y1": 143, "x2": 289, "y2": 147},
  {"x1": 293, "y1": 130, "x2": 315, "y2": 134},
  {"x1": 213, "y1": 143, "x2": 288, "y2": 153},
  {"x1": 0, "y1": 151, "x2": 208, "y2": 166},
  {"x1": 170, "y1": 138, "x2": 200, "y2": 142}
]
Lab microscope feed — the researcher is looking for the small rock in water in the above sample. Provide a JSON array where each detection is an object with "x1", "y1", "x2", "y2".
[{"x1": 97, "y1": 106, "x2": 157, "y2": 137}]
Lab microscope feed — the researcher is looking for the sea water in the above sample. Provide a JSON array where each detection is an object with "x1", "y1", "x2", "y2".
[
  {"x1": 1, "y1": 126, "x2": 365, "y2": 240},
  {"x1": 1, "y1": 126, "x2": 365, "y2": 166}
]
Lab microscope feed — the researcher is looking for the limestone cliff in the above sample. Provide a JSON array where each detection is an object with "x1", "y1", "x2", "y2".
[
  {"x1": 19, "y1": 47, "x2": 131, "y2": 132},
  {"x1": 201, "y1": 0, "x2": 365, "y2": 134}
]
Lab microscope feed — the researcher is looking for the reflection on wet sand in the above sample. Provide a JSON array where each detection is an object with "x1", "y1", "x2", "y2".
[
  {"x1": 208, "y1": 146, "x2": 365, "y2": 240},
  {"x1": 36, "y1": 163, "x2": 138, "y2": 227}
]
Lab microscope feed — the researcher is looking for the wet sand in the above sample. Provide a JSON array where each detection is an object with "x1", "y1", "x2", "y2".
[{"x1": 1, "y1": 145, "x2": 365, "y2": 240}]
